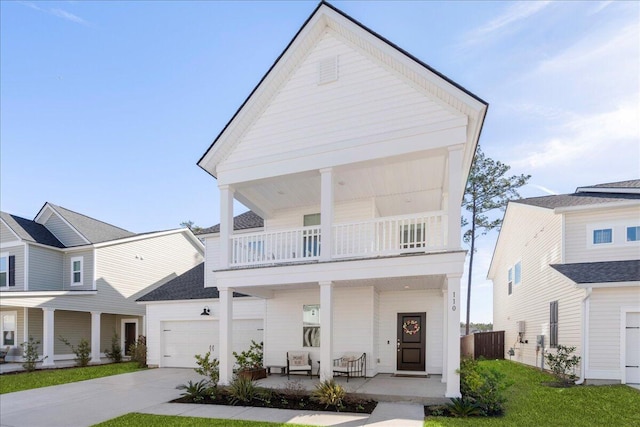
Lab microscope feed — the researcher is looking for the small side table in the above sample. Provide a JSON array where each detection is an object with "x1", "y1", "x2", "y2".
[{"x1": 266, "y1": 365, "x2": 287, "y2": 376}]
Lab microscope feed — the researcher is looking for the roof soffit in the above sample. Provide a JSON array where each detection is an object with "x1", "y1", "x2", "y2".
[{"x1": 198, "y1": 4, "x2": 487, "y2": 180}]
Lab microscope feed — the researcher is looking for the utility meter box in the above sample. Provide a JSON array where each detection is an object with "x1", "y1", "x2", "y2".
[
  {"x1": 517, "y1": 321, "x2": 526, "y2": 333},
  {"x1": 536, "y1": 335, "x2": 544, "y2": 350}
]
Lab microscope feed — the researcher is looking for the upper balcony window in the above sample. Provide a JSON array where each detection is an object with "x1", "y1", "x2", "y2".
[
  {"x1": 593, "y1": 228, "x2": 613, "y2": 245},
  {"x1": 627, "y1": 226, "x2": 640, "y2": 242}
]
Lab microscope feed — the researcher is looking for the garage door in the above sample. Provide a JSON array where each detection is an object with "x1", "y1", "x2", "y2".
[
  {"x1": 162, "y1": 319, "x2": 263, "y2": 368},
  {"x1": 626, "y1": 312, "x2": 640, "y2": 384}
]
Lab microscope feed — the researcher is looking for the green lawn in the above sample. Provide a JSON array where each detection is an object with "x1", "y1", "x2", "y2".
[
  {"x1": 0, "y1": 362, "x2": 144, "y2": 394},
  {"x1": 94, "y1": 413, "x2": 312, "y2": 427},
  {"x1": 425, "y1": 360, "x2": 640, "y2": 426}
]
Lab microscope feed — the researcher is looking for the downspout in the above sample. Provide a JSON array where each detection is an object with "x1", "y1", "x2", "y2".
[{"x1": 575, "y1": 287, "x2": 592, "y2": 385}]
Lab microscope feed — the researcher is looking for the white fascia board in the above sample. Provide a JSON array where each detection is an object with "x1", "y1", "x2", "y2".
[
  {"x1": 576, "y1": 186, "x2": 640, "y2": 195},
  {"x1": 575, "y1": 281, "x2": 639, "y2": 289},
  {"x1": 554, "y1": 200, "x2": 640, "y2": 214},
  {"x1": 0, "y1": 290, "x2": 97, "y2": 297},
  {"x1": 0, "y1": 241, "x2": 24, "y2": 249},
  {"x1": 93, "y1": 228, "x2": 204, "y2": 252}
]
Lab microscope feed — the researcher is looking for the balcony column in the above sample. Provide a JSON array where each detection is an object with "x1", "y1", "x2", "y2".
[
  {"x1": 447, "y1": 145, "x2": 463, "y2": 249},
  {"x1": 219, "y1": 287, "x2": 234, "y2": 385},
  {"x1": 319, "y1": 168, "x2": 334, "y2": 261},
  {"x1": 442, "y1": 289, "x2": 448, "y2": 383},
  {"x1": 219, "y1": 185, "x2": 235, "y2": 268},
  {"x1": 90, "y1": 311, "x2": 102, "y2": 364},
  {"x1": 42, "y1": 308, "x2": 55, "y2": 367},
  {"x1": 445, "y1": 273, "x2": 462, "y2": 398},
  {"x1": 319, "y1": 281, "x2": 334, "y2": 381}
]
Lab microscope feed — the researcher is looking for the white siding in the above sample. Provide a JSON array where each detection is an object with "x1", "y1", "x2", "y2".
[
  {"x1": 265, "y1": 199, "x2": 375, "y2": 231},
  {"x1": 377, "y1": 289, "x2": 443, "y2": 374},
  {"x1": 588, "y1": 287, "x2": 640, "y2": 380},
  {"x1": 221, "y1": 30, "x2": 462, "y2": 172},
  {"x1": 144, "y1": 298, "x2": 265, "y2": 367},
  {"x1": 204, "y1": 236, "x2": 221, "y2": 288},
  {"x1": 43, "y1": 213, "x2": 86, "y2": 247},
  {"x1": 492, "y1": 203, "x2": 584, "y2": 367},
  {"x1": 1, "y1": 244, "x2": 25, "y2": 291},
  {"x1": 29, "y1": 245, "x2": 63, "y2": 291},
  {"x1": 564, "y1": 205, "x2": 640, "y2": 263}
]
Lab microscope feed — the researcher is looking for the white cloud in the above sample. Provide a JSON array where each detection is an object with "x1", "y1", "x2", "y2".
[{"x1": 20, "y1": 1, "x2": 90, "y2": 26}]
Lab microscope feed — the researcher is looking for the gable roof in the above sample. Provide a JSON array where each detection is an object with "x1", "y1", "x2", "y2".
[
  {"x1": 197, "y1": 211, "x2": 264, "y2": 235},
  {"x1": 136, "y1": 263, "x2": 246, "y2": 302},
  {"x1": 198, "y1": 1, "x2": 487, "y2": 180},
  {"x1": 550, "y1": 260, "x2": 640, "y2": 284},
  {"x1": 513, "y1": 180, "x2": 640, "y2": 210},
  {"x1": 38, "y1": 203, "x2": 135, "y2": 244},
  {"x1": 0, "y1": 212, "x2": 65, "y2": 248}
]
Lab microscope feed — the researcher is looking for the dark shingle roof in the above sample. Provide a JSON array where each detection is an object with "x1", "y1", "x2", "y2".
[
  {"x1": 49, "y1": 204, "x2": 136, "y2": 244},
  {"x1": 1, "y1": 212, "x2": 65, "y2": 248},
  {"x1": 550, "y1": 260, "x2": 640, "y2": 284},
  {"x1": 514, "y1": 180, "x2": 640, "y2": 210},
  {"x1": 137, "y1": 263, "x2": 247, "y2": 302},
  {"x1": 197, "y1": 211, "x2": 264, "y2": 235}
]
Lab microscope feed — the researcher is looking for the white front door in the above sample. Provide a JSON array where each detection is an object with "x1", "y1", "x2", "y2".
[{"x1": 625, "y1": 312, "x2": 640, "y2": 384}]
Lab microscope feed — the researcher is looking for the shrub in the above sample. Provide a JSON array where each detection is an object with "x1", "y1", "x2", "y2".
[
  {"x1": 447, "y1": 397, "x2": 482, "y2": 417},
  {"x1": 312, "y1": 379, "x2": 346, "y2": 411},
  {"x1": 129, "y1": 335, "x2": 147, "y2": 368},
  {"x1": 59, "y1": 336, "x2": 91, "y2": 367},
  {"x1": 104, "y1": 332, "x2": 122, "y2": 363},
  {"x1": 233, "y1": 340, "x2": 263, "y2": 371},
  {"x1": 228, "y1": 375, "x2": 258, "y2": 405},
  {"x1": 176, "y1": 379, "x2": 210, "y2": 403},
  {"x1": 20, "y1": 336, "x2": 46, "y2": 372},
  {"x1": 194, "y1": 351, "x2": 219, "y2": 388},
  {"x1": 280, "y1": 378, "x2": 306, "y2": 398},
  {"x1": 545, "y1": 345, "x2": 581, "y2": 384},
  {"x1": 458, "y1": 357, "x2": 511, "y2": 416}
]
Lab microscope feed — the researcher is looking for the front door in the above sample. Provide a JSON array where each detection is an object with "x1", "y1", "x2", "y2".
[
  {"x1": 124, "y1": 322, "x2": 137, "y2": 356},
  {"x1": 397, "y1": 312, "x2": 426, "y2": 371}
]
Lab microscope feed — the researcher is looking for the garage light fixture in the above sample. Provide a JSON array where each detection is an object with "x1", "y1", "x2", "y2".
[{"x1": 201, "y1": 306, "x2": 210, "y2": 316}]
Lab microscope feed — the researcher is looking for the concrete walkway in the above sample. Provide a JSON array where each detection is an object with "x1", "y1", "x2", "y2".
[{"x1": 0, "y1": 368, "x2": 426, "y2": 427}]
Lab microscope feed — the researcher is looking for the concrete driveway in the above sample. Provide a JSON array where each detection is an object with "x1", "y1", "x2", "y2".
[{"x1": 0, "y1": 368, "x2": 199, "y2": 427}]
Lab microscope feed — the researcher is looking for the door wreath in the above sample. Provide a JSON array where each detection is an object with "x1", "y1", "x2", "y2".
[{"x1": 403, "y1": 319, "x2": 420, "y2": 335}]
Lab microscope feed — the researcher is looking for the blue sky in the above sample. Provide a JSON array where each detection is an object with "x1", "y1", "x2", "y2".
[{"x1": 1, "y1": 1, "x2": 638, "y2": 323}]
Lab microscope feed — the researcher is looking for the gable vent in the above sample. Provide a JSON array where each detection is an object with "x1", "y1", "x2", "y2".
[{"x1": 318, "y1": 56, "x2": 338, "y2": 85}]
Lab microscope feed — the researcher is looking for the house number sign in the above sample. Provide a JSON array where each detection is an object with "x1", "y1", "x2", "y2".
[{"x1": 452, "y1": 291, "x2": 456, "y2": 311}]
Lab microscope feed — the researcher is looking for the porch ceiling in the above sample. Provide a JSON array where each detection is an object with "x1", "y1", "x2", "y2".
[{"x1": 233, "y1": 150, "x2": 447, "y2": 218}]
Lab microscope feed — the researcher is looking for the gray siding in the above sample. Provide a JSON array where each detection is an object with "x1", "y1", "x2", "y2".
[
  {"x1": 44, "y1": 213, "x2": 86, "y2": 247},
  {"x1": 1, "y1": 221, "x2": 18, "y2": 243},
  {"x1": 63, "y1": 250, "x2": 94, "y2": 290},
  {"x1": 29, "y1": 245, "x2": 64, "y2": 291},
  {"x1": 54, "y1": 310, "x2": 91, "y2": 354},
  {"x1": 1, "y1": 245, "x2": 25, "y2": 291}
]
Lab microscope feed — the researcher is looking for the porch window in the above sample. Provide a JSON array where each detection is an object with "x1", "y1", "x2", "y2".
[
  {"x1": 593, "y1": 228, "x2": 612, "y2": 245},
  {"x1": 303, "y1": 214, "x2": 321, "y2": 257},
  {"x1": 401, "y1": 223, "x2": 425, "y2": 249},
  {"x1": 627, "y1": 226, "x2": 640, "y2": 242},
  {"x1": 302, "y1": 304, "x2": 320, "y2": 347},
  {"x1": 71, "y1": 256, "x2": 83, "y2": 286},
  {"x1": 549, "y1": 301, "x2": 558, "y2": 348},
  {"x1": 1, "y1": 312, "x2": 16, "y2": 346}
]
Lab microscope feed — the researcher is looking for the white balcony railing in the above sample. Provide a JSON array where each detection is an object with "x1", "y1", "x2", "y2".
[{"x1": 229, "y1": 212, "x2": 446, "y2": 267}]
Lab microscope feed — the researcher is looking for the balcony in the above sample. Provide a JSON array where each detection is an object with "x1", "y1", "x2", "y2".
[{"x1": 229, "y1": 211, "x2": 447, "y2": 268}]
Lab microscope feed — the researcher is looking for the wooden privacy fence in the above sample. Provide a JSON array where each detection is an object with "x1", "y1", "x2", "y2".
[{"x1": 460, "y1": 331, "x2": 505, "y2": 360}]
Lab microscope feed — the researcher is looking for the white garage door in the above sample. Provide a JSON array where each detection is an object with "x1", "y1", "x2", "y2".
[
  {"x1": 626, "y1": 312, "x2": 640, "y2": 384},
  {"x1": 162, "y1": 319, "x2": 263, "y2": 368}
]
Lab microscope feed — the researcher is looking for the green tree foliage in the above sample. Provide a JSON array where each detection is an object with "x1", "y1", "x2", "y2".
[
  {"x1": 180, "y1": 220, "x2": 204, "y2": 234},
  {"x1": 462, "y1": 147, "x2": 530, "y2": 335}
]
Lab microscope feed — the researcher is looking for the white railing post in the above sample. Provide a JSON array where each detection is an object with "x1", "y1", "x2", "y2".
[{"x1": 320, "y1": 168, "x2": 333, "y2": 261}]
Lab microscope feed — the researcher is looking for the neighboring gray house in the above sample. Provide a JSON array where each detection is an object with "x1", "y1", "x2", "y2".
[
  {"x1": 0, "y1": 202, "x2": 204, "y2": 364},
  {"x1": 489, "y1": 180, "x2": 640, "y2": 385}
]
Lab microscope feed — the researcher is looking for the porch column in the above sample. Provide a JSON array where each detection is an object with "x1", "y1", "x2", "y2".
[
  {"x1": 442, "y1": 289, "x2": 448, "y2": 383},
  {"x1": 319, "y1": 281, "x2": 334, "y2": 381},
  {"x1": 219, "y1": 287, "x2": 234, "y2": 385},
  {"x1": 447, "y1": 145, "x2": 463, "y2": 250},
  {"x1": 90, "y1": 311, "x2": 102, "y2": 364},
  {"x1": 42, "y1": 308, "x2": 55, "y2": 367},
  {"x1": 445, "y1": 274, "x2": 462, "y2": 397},
  {"x1": 319, "y1": 168, "x2": 333, "y2": 262},
  {"x1": 219, "y1": 185, "x2": 235, "y2": 268}
]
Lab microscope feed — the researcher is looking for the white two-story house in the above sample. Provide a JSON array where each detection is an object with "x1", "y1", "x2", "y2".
[
  {"x1": 0, "y1": 202, "x2": 203, "y2": 365},
  {"x1": 191, "y1": 2, "x2": 487, "y2": 398},
  {"x1": 489, "y1": 180, "x2": 640, "y2": 385}
]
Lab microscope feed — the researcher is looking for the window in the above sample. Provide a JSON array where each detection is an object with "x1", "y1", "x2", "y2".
[
  {"x1": 593, "y1": 228, "x2": 613, "y2": 244},
  {"x1": 549, "y1": 301, "x2": 558, "y2": 348},
  {"x1": 514, "y1": 261, "x2": 522, "y2": 285},
  {"x1": 0, "y1": 254, "x2": 15, "y2": 287},
  {"x1": 508, "y1": 268, "x2": 513, "y2": 295},
  {"x1": 1, "y1": 312, "x2": 16, "y2": 346},
  {"x1": 71, "y1": 256, "x2": 83, "y2": 285},
  {"x1": 627, "y1": 226, "x2": 640, "y2": 242}
]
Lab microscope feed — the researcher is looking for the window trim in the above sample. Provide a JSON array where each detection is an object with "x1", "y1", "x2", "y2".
[
  {"x1": 70, "y1": 256, "x2": 83, "y2": 286},
  {"x1": 0, "y1": 253, "x2": 7, "y2": 287},
  {"x1": 1, "y1": 311, "x2": 17, "y2": 347},
  {"x1": 592, "y1": 228, "x2": 613, "y2": 245},
  {"x1": 549, "y1": 301, "x2": 559, "y2": 348}
]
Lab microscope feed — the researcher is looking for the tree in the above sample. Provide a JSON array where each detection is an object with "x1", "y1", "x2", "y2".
[
  {"x1": 462, "y1": 147, "x2": 530, "y2": 335},
  {"x1": 180, "y1": 220, "x2": 204, "y2": 234}
]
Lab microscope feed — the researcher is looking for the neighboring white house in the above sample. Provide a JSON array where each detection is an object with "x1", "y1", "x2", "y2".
[
  {"x1": 489, "y1": 180, "x2": 640, "y2": 385},
  {"x1": 191, "y1": 2, "x2": 487, "y2": 398},
  {"x1": 0, "y1": 202, "x2": 203, "y2": 364}
]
